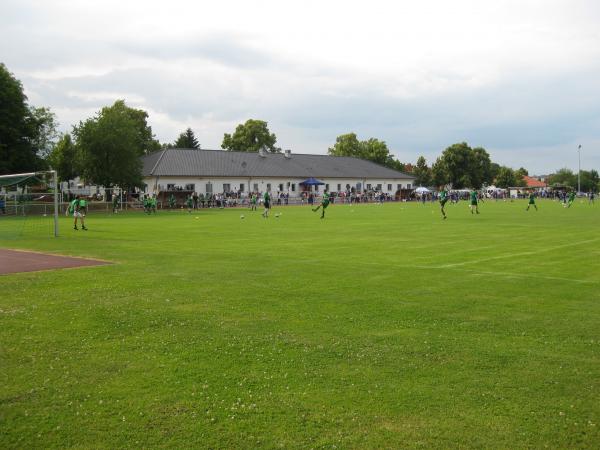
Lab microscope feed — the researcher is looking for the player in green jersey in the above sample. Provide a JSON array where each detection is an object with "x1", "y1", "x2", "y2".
[
  {"x1": 439, "y1": 188, "x2": 448, "y2": 219},
  {"x1": 262, "y1": 191, "x2": 271, "y2": 218},
  {"x1": 69, "y1": 195, "x2": 87, "y2": 230},
  {"x1": 567, "y1": 191, "x2": 576, "y2": 208},
  {"x1": 526, "y1": 192, "x2": 537, "y2": 211},
  {"x1": 469, "y1": 190, "x2": 480, "y2": 214},
  {"x1": 312, "y1": 190, "x2": 330, "y2": 219},
  {"x1": 186, "y1": 195, "x2": 193, "y2": 213},
  {"x1": 251, "y1": 193, "x2": 258, "y2": 211},
  {"x1": 112, "y1": 192, "x2": 119, "y2": 213}
]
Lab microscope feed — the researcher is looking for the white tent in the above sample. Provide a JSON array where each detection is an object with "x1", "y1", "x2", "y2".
[{"x1": 415, "y1": 187, "x2": 430, "y2": 193}]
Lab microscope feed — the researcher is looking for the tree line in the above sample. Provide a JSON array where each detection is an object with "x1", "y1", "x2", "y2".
[{"x1": 1, "y1": 63, "x2": 598, "y2": 193}]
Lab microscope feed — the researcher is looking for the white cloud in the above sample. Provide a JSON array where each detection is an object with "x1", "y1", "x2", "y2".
[{"x1": 2, "y1": 0, "x2": 600, "y2": 172}]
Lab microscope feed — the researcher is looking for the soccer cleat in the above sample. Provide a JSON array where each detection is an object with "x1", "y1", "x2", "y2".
[
  {"x1": 82, "y1": 226, "x2": 88, "y2": 230},
  {"x1": 74, "y1": 226, "x2": 78, "y2": 230}
]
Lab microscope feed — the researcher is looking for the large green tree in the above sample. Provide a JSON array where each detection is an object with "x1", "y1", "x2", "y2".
[
  {"x1": 580, "y1": 169, "x2": 600, "y2": 192},
  {"x1": 222, "y1": 119, "x2": 279, "y2": 152},
  {"x1": 29, "y1": 106, "x2": 59, "y2": 160},
  {"x1": 47, "y1": 134, "x2": 78, "y2": 182},
  {"x1": 430, "y1": 142, "x2": 494, "y2": 189},
  {"x1": 73, "y1": 100, "x2": 149, "y2": 188},
  {"x1": 174, "y1": 127, "x2": 200, "y2": 149},
  {"x1": 0, "y1": 63, "x2": 55, "y2": 174},
  {"x1": 327, "y1": 133, "x2": 405, "y2": 170},
  {"x1": 547, "y1": 168, "x2": 577, "y2": 189},
  {"x1": 413, "y1": 156, "x2": 432, "y2": 186}
]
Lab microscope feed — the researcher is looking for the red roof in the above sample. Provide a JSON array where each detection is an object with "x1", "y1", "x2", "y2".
[{"x1": 523, "y1": 176, "x2": 547, "y2": 188}]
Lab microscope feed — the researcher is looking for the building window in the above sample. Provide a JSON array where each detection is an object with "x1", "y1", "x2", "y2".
[
  {"x1": 223, "y1": 183, "x2": 231, "y2": 192},
  {"x1": 407, "y1": 184, "x2": 412, "y2": 189},
  {"x1": 356, "y1": 182, "x2": 362, "y2": 191},
  {"x1": 206, "y1": 183, "x2": 212, "y2": 193},
  {"x1": 253, "y1": 183, "x2": 259, "y2": 192},
  {"x1": 315, "y1": 185, "x2": 319, "y2": 192},
  {"x1": 291, "y1": 183, "x2": 296, "y2": 192},
  {"x1": 167, "y1": 183, "x2": 175, "y2": 191},
  {"x1": 279, "y1": 183, "x2": 284, "y2": 192},
  {"x1": 366, "y1": 184, "x2": 372, "y2": 190},
  {"x1": 266, "y1": 183, "x2": 271, "y2": 192},
  {"x1": 185, "y1": 183, "x2": 195, "y2": 191},
  {"x1": 346, "y1": 184, "x2": 351, "y2": 191},
  {"x1": 325, "y1": 183, "x2": 329, "y2": 191},
  {"x1": 387, "y1": 184, "x2": 392, "y2": 191},
  {"x1": 376, "y1": 184, "x2": 382, "y2": 191},
  {"x1": 337, "y1": 184, "x2": 341, "y2": 191},
  {"x1": 239, "y1": 183, "x2": 244, "y2": 192},
  {"x1": 397, "y1": 184, "x2": 402, "y2": 190}
]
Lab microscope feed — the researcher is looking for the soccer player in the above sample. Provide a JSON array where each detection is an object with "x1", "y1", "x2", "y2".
[
  {"x1": 186, "y1": 195, "x2": 193, "y2": 213},
  {"x1": 70, "y1": 195, "x2": 87, "y2": 230},
  {"x1": 589, "y1": 191, "x2": 595, "y2": 205},
  {"x1": 526, "y1": 192, "x2": 537, "y2": 211},
  {"x1": 469, "y1": 190, "x2": 480, "y2": 214},
  {"x1": 112, "y1": 193, "x2": 119, "y2": 213},
  {"x1": 150, "y1": 195, "x2": 157, "y2": 214},
  {"x1": 250, "y1": 193, "x2": 257, "y2": 211},
  {"x1": 262, "y1": 191, "x2": 271, "y2": 218},
  {"x1": 439, "y1": 188, "x2": 448, "y2": 219},
  {"x1": 567, "y1": 191, "x2": 576, "y2": 208},
  {"x1": 312, "y1": 190, "x2": 330, "y2": 219}
]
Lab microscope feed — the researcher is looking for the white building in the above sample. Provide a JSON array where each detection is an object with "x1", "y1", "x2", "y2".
[{"x1": 141, "y1": 148, "x2": 416, "y2": 200}]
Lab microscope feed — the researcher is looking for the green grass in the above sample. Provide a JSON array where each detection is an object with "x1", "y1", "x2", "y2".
[{"x1": 1, "y1": 199, "x2": 599, "y2": 448}]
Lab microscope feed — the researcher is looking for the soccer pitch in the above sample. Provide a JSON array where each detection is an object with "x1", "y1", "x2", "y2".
[{"x1": 1, "y1": 200, "x2": 599, "y2": 448}]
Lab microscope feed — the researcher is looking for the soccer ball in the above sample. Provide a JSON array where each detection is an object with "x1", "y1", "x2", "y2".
[{"x1": 240, "y1": 215, "x2": 245, "y2": 219}]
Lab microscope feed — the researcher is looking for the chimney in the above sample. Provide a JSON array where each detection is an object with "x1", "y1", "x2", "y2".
[
  {"x1": 258, "y1": 147, "x2": 267, "y2": 157},
  {"x1": 284, "y1": 149, "x2": 292, "y2": 159}
]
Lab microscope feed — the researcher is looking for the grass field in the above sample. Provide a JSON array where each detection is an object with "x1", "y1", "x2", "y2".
[{"x1": 1, "y1": 199, "x2": 599, "y2": 448}]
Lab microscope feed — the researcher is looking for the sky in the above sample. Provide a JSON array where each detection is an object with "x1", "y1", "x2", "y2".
[{"x1": 1, "y1": 0, "x2": 600, "y2": 174}]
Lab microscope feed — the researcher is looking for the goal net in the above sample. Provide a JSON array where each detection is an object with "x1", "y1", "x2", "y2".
[{"x1": 0, "y1": 171, "x2": 60, "y2": 239}]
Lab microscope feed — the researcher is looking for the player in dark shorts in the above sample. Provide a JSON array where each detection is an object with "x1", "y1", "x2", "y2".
[
  {"x1": 262, "y1": 191, "x2": 271, "y2": 218},
  {"x1": 312, "y1": 190, "x2": 330, "y2": 219},
  {"x1": 526, "y1": 192, "x2": 537, "y2": 211},
  {"x1": 590, "y1": 191, "x2": 595, "y2": 205},
  {"x1": 567, "y1": 191, "x2": 576, "y2": 208},
  {"x1": 439, "y1": 188, "x2": 448, "y2": 219},
  {"x1": 469, "y1": 190, "x2": 480, "y2": 214}
]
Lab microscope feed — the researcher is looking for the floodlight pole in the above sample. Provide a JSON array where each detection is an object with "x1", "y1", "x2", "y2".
[
  {"x1": 577, "y1": 145, "x2": 581, "y2": 194},
  {"x1": 52, "y1": 170, "x2": 59, "y2": 237}
]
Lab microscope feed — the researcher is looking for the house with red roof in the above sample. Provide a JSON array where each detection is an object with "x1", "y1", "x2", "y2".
[{"x1": 523, "y1": 176, "x2": 547, "y2": 190}]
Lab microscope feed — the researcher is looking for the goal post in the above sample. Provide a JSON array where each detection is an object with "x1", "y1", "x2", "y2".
[{"x1": 0, "y1": 170, "x2": 59, "y2": 238}]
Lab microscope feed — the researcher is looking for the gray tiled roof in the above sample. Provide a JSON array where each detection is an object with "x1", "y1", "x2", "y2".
[{"x1": 142, "y1": 149, "x2": 415, "y2": 179}]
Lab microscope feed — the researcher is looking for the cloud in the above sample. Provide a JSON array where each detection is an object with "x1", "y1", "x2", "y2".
[{"x1": 2, "y1": 0, "x2": 600, "y2": 174}]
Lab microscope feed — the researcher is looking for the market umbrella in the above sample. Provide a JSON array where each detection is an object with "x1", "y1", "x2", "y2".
[{"x1": 299, "y1": 177, "x2": 325, "y2": 185}]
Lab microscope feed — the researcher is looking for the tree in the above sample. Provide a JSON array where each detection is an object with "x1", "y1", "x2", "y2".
[
  {"x1": 413, "y1": 156, "x2": 432, "y2": 186},
  {"x1": 547, "y1": 168, "x2": 577, "y2": 189},
  {"x1": 222, "y1": 119, "x2": 280, "y2": 152},
  {"x1": 579, "y1": 169, "x2": 599, "y2": 192},
  {"x1": 494, "y1": 166, "x2": 517, "y2": 189},
  {"x1": 430, "y1": 142, "x2": 494, "y2": 189},
  {"x1": 73, "y1": 100, "x2": 148, "y2": 188},
  {"x1": 47, "y1": 134, "x2": 78, "y2": 182},
  {"x1": 327, "y1": 133, "x2": 406, "y2": 171},
  {"x1": 174, "y1": 127, "x2": 200, "y2": 149},
  {"x1": 29, "y1": 106, "x2": 59, "y2": 160},
  {"x1": 516, "y1": 167, "x2": 529, "y2": 178},
  {"x1": 0, "y1": 63, "x2": 52, "y2": 174},
  {"x1": 471, "y1": 147, "x2": 493, "y2": 188}
]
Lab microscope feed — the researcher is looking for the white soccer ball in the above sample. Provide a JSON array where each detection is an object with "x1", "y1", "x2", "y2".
[{"x1": 240, "y1": 215, "x2": 245, "y2": 219}]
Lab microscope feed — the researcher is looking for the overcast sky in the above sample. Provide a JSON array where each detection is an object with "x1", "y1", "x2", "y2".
[{"x1": 2, "y1": 0, "x2": 600, "y2": 173}]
